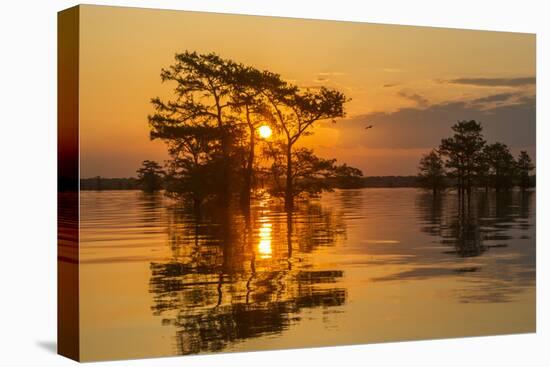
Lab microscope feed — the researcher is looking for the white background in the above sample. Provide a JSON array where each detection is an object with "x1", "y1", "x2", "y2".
[{"x1": 0, "y1": 0, "x2": 547, "y2": 365}]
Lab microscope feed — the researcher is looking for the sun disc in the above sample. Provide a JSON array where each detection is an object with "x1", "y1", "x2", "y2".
[{"x1": 258, "y1": 125, "x2": 272, "y2": 139}]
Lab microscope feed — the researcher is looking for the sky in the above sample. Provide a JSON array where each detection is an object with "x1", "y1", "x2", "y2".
[{"x1": 79, "y1": 5, "x2": 536, "y2": 177}]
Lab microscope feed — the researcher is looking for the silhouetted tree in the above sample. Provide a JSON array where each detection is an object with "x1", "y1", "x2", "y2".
[
  {"x1": 229, "y1": 66, "x2": 271, "y2": 207},
  {"x1": 264, "y1": 145, "x2": 363, "y2": 196},
  {"x1": 264, "y1": 145, "x2": 337, "y2": 199},
  {"x1": 482, "y1": 142, "x2": 516, "y2": 192},
  {"x1": 418, "y1": 149, "x2": 446, "y2": 195},
  {"x1": 261, "y1": 80, "x2": 347, "y2": 210},
  {"x1": 149, "y1": 51, "x2": 350, "y2": 210},
  {"x1": 156, "y1": 125, "x2": 224, "y2": 210},
  {"x1": 421, "y1": 121, "x2": 535, "y2": 194},
  {"x1": 439, "y1": 120, "x2": 486, "y2": 204},
  {"x1": 149, "y1": 51, "x2": 242, "y2": 204},
  {"x1": 136, "y1": 160, "x2": 164, "y2": 192},
  {"x1": 516, "y1": 150, "x2": 534, "y2": 191},
  {"x1": 332, "y1": 163, "x2": 364, "y2": 188}
]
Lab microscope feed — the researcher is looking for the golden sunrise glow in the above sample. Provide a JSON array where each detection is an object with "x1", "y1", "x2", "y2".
[
  {"x1": 258, "y1": 125, "x2": 273, "y2": 139},
  {"x1": 79, "y1": 6, "x2": 535, "y2": 178}
]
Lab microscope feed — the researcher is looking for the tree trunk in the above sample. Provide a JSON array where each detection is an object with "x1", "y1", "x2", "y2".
[
  {"x1": 193, "y1": 196, "x2": 202, "y2": 217},
  {"x1": 220, "y1": 130, "x2": 232, "y2": 205},
  {"x1": 285, "y1": 144, "x2": 293, "y2": 211},
  {"x1": 286, "y1": 210, "x2": 293, "y2": 271},
  {"x1": 458, "y1": 176, "x2": 464, "y2": 212},
  {"x1": 466, "y1": 176, "x2": 472, "y2": 207},
  {"x1": 241, "y1": 128, "x2": 255, "y2": 208}
]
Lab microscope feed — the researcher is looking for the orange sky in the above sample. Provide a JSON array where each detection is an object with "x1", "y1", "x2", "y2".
[{"x1": 78, "y1": 5, "x2": 536, "y2": 177}]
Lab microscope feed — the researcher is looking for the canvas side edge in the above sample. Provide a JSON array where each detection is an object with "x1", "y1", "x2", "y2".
[{"x1": 57, "y1": 5, "x2": 81, "y2": 362}]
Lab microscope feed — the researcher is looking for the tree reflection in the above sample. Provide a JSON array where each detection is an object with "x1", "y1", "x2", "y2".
[
  {"x1": 137, "y1": 192, "x2": 164, "y2": 229},
  {"x1": 417, "y1": 190, "x2": 532, "y2": 258},
  {"x1": 415, "y1": 192, "x2": 444, "y2": 238},
  {"x1": 441, "y1": 209, "x2": 486, "y2": 257},
  {"x1": 411, "y1": 189, "x2": 536, "y2": 303},
  {"x1": 149, "y1": 198, "x2": 347, "y2": 355}
]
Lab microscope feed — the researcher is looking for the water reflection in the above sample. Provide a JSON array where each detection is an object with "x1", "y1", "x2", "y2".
[
  {"x1": 78, "y1": 189, "x2": 535, "y2": 360},
  {"x1": 149, "y1": 198, "x2": 347, "y2": 355},
  {"x1": 412, "y1": 190, "x2": 536, "y2": 303},
  {"x1": 416, "y1": 190, "x2": 534, "y2": 258}
]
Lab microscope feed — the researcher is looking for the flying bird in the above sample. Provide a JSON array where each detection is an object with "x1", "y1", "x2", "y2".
[{"x1": 365, "y1": 125, "x2": 373, "y2": 130}]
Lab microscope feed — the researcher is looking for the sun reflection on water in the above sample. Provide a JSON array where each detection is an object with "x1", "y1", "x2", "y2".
[{"x1": 258, "y1": 220, "x2": 273, "y2": 259}]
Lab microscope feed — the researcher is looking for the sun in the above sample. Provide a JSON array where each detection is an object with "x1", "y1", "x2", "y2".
[{"x1": 258, "y1": 125, "x2": 272, "y2": 139}]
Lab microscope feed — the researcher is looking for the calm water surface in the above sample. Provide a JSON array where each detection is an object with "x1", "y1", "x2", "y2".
[{"x1": 78, "y1": 188, "x2": 535, "y2": 361}]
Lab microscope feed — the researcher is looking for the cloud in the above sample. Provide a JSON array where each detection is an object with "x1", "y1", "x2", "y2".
[
  {"x1": 397, "y1": 91, "x2": 429, "y2": 107},
  {"x1": 517, "y1": 94, "x2": 536, "y2": 105},
  {"x1": 469, "y1": 92, "x2": 518, "y2": 105},
  {"x1": 317, "y1": 72, "x2": 347, "y2": 77},
  {"x1": 444, "y1": 76, "x2": 536, "y2": 87},
  {"x1": 313, "y1": 71, "x2": 347, "y2": 84},
  {"x1": 335, "y1": 93, "x2": 535, "y2": 151}
]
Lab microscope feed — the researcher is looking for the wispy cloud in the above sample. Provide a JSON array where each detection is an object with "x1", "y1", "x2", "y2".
[
  {"x1": 443, "y1": 76, "x2": 536, "y2": 87},
  {"x1": 317, "y1": 71, "x2": 347, "y2": 77},
  {"x1": 469, "y1": 92, "x2": 518, "y2": 104},
  {"x1": 397, "y1": 91, "x2": 429, "y2": 107},
  {"x1": 313, "y1": 76, "x2": 329, "y2": 83},
  {"x1": 313, "y1": 71, "x2": 347, "y2": 83}
]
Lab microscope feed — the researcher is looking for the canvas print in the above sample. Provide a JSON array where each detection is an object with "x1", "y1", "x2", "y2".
[{"x1": 58, "y1": 5, "x2": 536, "y2": 362}]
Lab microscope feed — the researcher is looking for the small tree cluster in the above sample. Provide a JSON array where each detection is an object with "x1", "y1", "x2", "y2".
[
  {"x1": 418, "y1": 120, "x2": 534, "y2": 196},
  {"x1": 263, "y1": 145, "x2": 362, "y2": 200},
  {"x1": 418, "y1": 150, "x2": 446, "y2": 195},
  {"x1": 136, "y1": 160, "x2": 164, "y2": 193}
]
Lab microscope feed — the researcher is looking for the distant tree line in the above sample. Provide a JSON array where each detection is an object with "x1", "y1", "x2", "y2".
[
  {"x1": 81, "y1": 175, "x2": 426, "y2": 191},
  {"x1": 418, "y1": 120, "x2": 535, "y2": 197},
  {"x1": 80, "y1": 177, "x2": 139, "y2": 190},
  {"x1": 354, "y1": 176, "x2": 422, "y2": 188}
]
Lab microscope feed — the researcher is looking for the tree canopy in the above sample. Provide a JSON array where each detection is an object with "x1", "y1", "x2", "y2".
[
  {"x1": 419, "y1": 120, "x2": 535, "y2": 197},
  {"x1": 147, "y1": 51, "x2": 357, "y2": 211}
]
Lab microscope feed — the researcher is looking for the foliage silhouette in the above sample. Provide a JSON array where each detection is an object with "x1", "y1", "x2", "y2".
[
  {"x1": 420, "y1": 120, "x2": 534, "y2": 197},
  {"x1": 418, "y1": 149, "x2": 446, "y2": 195},
  {"x1": 516, "y1": 150, "x2": 535, "y2": 190},
  {"x1": 439, "y1": 120, "x2": 485, "y2": 203},
  {"x1": 136, "y1": 160, "x2": 164, "y2": 192},
  {"x1": 149, "y1": 51, "x2": 245, "y2": 205},
  {"x1": 149, "y1": 51, "x2": 353, "y2": 211},
  {"x1": 482, "y1": 143, "x2": 516, "y2": 192},
  {"x1": 260, "y1": 80, "x2": 348, "y2": 209}
]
